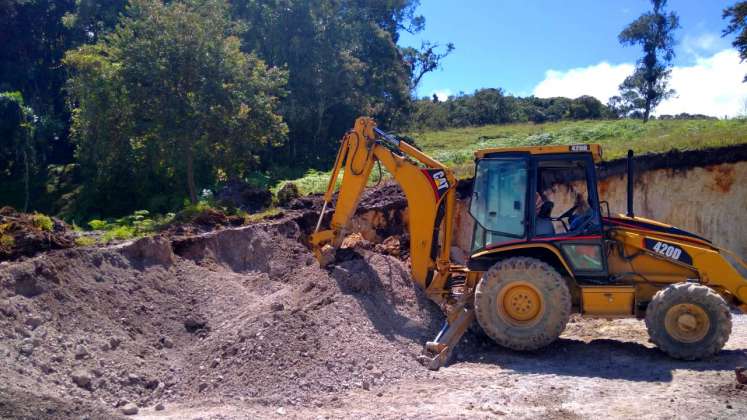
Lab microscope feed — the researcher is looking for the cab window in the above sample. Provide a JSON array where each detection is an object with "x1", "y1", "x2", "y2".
[
  {"x1": 534, "y1": 158, "x2": 601, "y2": 237},
  {"x1": 470, "y1": 158, "x2": 527, "y2": 251}
]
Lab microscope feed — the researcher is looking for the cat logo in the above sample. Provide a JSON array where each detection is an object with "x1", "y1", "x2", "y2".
[{"x1": 422, "y1": 169, "x2": 450, "y2": 200}]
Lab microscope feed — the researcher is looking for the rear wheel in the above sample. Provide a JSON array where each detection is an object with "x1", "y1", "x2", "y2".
[
  {"x1": 475, "y1": 257, "x2": 571, "y2": 351},
  {"x1": 645, "y1": 283, "x2": 731, "y2": 360}
]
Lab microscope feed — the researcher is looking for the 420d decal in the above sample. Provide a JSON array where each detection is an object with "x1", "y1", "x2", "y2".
[{"x1": 644, "y1": 238, "x2": 693, "y2": 265}]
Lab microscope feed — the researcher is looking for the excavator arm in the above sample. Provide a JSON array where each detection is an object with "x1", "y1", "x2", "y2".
[
  {"x1": 310, "y1": 117, "x2": 458, "y2": 296},
  {"x1": 309, "y1": 117, "x2": 474, "y2": 369}
]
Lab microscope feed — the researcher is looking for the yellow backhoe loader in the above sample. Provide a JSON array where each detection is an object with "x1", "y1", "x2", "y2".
[{"x1": 310, "y1": 117, "x2": 747, "y2": 370}]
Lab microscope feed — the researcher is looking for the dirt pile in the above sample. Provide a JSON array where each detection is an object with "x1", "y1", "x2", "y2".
[
  {"x1": 214, "y1": 179, "x2": 273, "y2": 213},
  {"x1": 0, "y1": 207, "x2": 75, "y2": 262},
  {"x1": 0, "y1": 216, "x2": 442, "y2": 418}
]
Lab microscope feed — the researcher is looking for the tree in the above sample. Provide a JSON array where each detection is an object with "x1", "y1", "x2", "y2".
[
  {"x1": 617, "y1": 0, "x2": 679, "y2": 122},
  {"x1": 65, "y1": 0, "x2": 287, "y2": 214},
  {"x1": 723, "y1": 2, "x2": 747, "y2": 81},
  {"x1": 0, "y1": 0, "x2": 76, "y2": 184},
  {"x1": 62, "y1": 0, "x2": 128, "y2": 44},
  {"x1": 401, "y1": 41, "x2": 455, "y2": 92},
  {"x1": 232, "y1": 0, "x2": 436, "y2": 165},
  {"x1": 0, "y1": 0, "x2": 131, "y2": 213},
  {"x1": 569, "y1": 96, "x2": 605, "y2": 119},
  {"x1": 0, "y1": 92, "x2": 36, "y2": 211}
]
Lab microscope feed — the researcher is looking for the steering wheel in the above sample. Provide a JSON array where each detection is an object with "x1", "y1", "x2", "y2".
[
  {"x1": 551, "y1": 205, "x2": 577, "y2": 232},
  {"x1": 570, "y1": 210, "x2": 595, "y2": 231}
]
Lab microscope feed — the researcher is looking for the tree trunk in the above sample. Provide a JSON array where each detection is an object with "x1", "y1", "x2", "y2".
[
  {"x1": 22, "y1": 147, "x2": 29, "y2": 212},
  {"x1": 643, "y1": 98, "x2": 651, "y2": 123},
  {"x1": 186, "y1": 147, "x2": 197, "y2": 204}
]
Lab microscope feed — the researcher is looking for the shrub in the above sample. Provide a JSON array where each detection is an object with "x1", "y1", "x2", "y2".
[
  {"x1": 74, "y1": 236, "x2": 96, "y2": 247},
  {"x1": 31, "y1": 213, "x2": 54, "y2": 231},
  {"x1": 0, "y1": 234, "x2": 15, "y2": 248},
  {"x1": 276, "y1": 182, "x2": 300, "y2": 206}
]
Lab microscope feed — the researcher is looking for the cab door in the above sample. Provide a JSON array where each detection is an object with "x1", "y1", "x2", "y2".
[
  {"x1": 530, "y1": 154, "x2": 608, "y2": 281},
  {"x1": 469, "y1": 157, "x2": 530, "y2": 251}
]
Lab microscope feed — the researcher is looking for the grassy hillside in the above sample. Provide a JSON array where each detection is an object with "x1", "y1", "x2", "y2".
[{"x1": 279, "y1": 118, "x2": 747, "y2": 194}]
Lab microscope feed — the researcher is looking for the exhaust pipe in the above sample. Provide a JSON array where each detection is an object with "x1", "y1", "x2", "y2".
[{"x1": 627, "y1": 149, "x2": 634, "y2": 218}]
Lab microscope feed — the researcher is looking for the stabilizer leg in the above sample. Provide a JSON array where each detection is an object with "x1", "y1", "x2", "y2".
[{"x1": 417, "y1": 303, "x2": 475, "y2": 370}]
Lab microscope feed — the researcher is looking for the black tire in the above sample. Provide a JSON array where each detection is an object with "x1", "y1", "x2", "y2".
[
  {"x1": 645, "y1": 283, "x2": 732, "y2": 360},
  {"x1": 475, "y1": 257, "x2": 571, "y2": 351}
]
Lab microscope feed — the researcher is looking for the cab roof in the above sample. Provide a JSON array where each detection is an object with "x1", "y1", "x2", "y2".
[{"x1": 475, "y1": 144, "x2": 603, "y2": 163}]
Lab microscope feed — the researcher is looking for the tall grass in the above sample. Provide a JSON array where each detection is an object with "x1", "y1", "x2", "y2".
[{"x1": 276, "y1": 119, "x2": 747, "y2": 194}]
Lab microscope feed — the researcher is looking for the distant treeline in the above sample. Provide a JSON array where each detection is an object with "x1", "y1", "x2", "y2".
[{"x1": 409, "y1": 88, "x2": 716, "y2": 131}]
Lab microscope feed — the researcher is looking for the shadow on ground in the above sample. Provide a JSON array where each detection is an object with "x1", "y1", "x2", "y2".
[{"x1": 457, "y1": 335, "x2": 747, "y2": 382}]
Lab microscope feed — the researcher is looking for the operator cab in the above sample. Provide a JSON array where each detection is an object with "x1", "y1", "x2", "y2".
[{"x1": 468, "y1": 144, "x2": 608, "y2": 282}]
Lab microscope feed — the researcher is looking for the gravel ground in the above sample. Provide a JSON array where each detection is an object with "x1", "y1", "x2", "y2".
[{"x1": 134, "y1": 315, "x2": 747, "y2": 420}]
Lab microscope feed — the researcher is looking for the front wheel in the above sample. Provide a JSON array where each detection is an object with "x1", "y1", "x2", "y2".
[
  {"x1": 645, "y1": 283, "x2": 732, "y2": 360},
  {"x1": 474, "y1": 257, "x2": 571, "y2": 351}
]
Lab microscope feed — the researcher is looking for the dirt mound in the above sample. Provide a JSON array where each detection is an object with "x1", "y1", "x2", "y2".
[
  {"x1": 215, "y1": 179, "x2": 273, "y2": 212},
  {"x1": 0, "y1": 217, "x2": 442, "y2": 417},
  {"x1": 0, "y1": 207, "x2": 75, "y2": 262}
]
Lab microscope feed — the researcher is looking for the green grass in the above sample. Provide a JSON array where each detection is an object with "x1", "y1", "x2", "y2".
[
  {"x1": 278, "y1": 118, "x2": 747, "y2": 192},
  {"x1": 245, "y1": 207, "x2": 283, "y2": 222},
  {"x1": 412, "y1": 119, "x2": 747, "y2": 162},
  {"x1": 86, "y1": 209, "x2": 175, "y2": 244}
]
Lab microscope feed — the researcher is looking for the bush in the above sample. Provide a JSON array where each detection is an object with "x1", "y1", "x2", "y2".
[
  {"x1": 276, "y1": 182, "x2": 300, "y2": 206},
  {"x1": 31, "y1": 213, "x2": 53, "y2": 231},
  {"x1": 0, "y1": 234, "x2": 14, "y2": 248},
  {"x1": 74, "y1": 236, "x2": 96, "y2": 247},
  {"x1": 102, "y1": 225, "x2": 135, "y2": 242}
]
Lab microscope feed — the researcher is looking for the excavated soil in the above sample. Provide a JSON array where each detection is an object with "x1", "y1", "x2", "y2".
[
  {"x1": 0, "y1": 216, "x2": 440, "y2": 419},
  {"x1": 1, "y1": 189, "x2": 747, "y2": 419}
]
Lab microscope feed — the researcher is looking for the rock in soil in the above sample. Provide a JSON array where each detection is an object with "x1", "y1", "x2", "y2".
[
  {"x1": 120, "y1": 403, "x2": 139, "y2": 415},
  {"x1": 71, "y1": 369, "x2": 92, "y2": 390},
  {"x1": 737, "y1": 367, "x2": 747, "y2": 384}
]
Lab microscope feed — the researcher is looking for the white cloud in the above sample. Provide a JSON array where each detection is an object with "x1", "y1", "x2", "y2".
[
  {"x1": 657, "y1": 50, "x2": 747, "y2": 117},
  {"x1": 533, "y1": 62, "x2": 634, "y2": 103},
  {"x1": 430, "y1": 89, "x2": 452, "y2": 101},
  {"x1": 532, "y1": 49, "x2": 747, "y2": 117},
  {"x1": 682, "y1": 33, "x2": 728, "y2": 58}
]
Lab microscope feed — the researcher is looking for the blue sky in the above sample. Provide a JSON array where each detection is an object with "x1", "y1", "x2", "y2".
[{"x1": 398, "y1": 1, "x2": 747, "y2": 116}]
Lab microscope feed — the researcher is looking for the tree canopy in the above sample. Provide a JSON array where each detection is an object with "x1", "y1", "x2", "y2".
[
  {"x1": 723, "y1": 2, "x2": 747, "y2": 81},
  {"x1": 612, "y1": 0, "x2": 679, "y2": 122},
  {"x1": 65, "y1": 0, "x2": 288, "y2": 215},
  {"x1": 232, "y1": 0, "x2": 430, "y2": 166},
  {"x1": 410, "y1": 90, "x2": 613, "y2": 131},
  {"x1": 0, "y1": 92, "x2": 37, "y2": 212},
  {"x1": 0, "y1": 0, "x2": 453, "y2": 217}
]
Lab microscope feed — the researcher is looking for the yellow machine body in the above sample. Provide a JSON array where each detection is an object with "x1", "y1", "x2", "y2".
[{"x1": 310, "y1": 117, "x2": 747, "y2": 369}]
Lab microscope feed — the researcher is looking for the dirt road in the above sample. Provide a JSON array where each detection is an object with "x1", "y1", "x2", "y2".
[{"x1": 135, "y1": 315, "x2": 747, "y2": 419}]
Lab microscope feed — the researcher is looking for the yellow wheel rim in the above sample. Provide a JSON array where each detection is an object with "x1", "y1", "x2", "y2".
[
  {"x1": 664, "y1": 303, "x2": 710, "y2": 343},
  {"x1": 497, "y1": 281, "x2": 544, "y2": 327}
]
